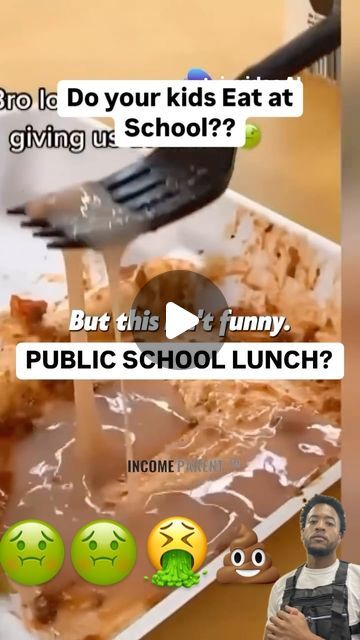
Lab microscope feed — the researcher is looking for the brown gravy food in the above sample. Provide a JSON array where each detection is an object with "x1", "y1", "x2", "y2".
[{"x1": 0, "y1": 202, "x2": 341, "y2": 640}]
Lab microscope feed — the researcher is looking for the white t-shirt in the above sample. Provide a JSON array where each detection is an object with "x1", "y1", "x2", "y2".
[{"x1": 267, "y1": 559, "x2": 360, "y2": 639}]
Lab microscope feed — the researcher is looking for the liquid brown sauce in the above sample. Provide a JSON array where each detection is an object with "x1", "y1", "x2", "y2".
[
  {"x1": 1, "y1": 399, "x2": 340, "y2": 638},
  {"x1": 0, "y1": 185, "x2": 341, "y2": 639},
  {"x1": 102, "y1": 247, "x2": 135, "y2": 496},
  {"x1": 62, "y1": 250, "x2": 106, "y2": 479}
]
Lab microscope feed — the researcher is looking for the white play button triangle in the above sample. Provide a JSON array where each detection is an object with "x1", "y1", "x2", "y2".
[{"x1": 165, "y1": 302, "x2": 199, "y2": 340}]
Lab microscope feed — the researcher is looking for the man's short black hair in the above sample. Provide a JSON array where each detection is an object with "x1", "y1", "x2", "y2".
[{"x1": 300, "y1": 494, "x2": 346, "y2": 535}]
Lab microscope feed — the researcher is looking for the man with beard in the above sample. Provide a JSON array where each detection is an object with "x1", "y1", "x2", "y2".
[{"x1": 264, "y1": 495, "x2": 360, "y2": 639}]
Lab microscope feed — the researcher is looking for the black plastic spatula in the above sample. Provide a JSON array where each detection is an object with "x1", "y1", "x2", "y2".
[{"x1": 7, "y1": 12, "x2": 340, "y2": 250}]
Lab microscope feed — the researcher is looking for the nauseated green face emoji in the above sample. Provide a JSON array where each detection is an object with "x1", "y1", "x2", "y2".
[
  {"x1": 243, "y1": 123, "x2": 261, "y2": 149},
  {"x1": 0, "y1": 520, "x2": 65, "y2": 586},
  {"x1": 71, "y1": 520, "x2": 137, "y2": 586}
]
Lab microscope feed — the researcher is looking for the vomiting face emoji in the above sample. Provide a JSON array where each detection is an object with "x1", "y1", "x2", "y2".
[
  {"x1": 216, "y1": 524, "x2": 279, "y2": 584},
  {"x1": 147, "y1": 517, "x2": 207, "y2": 588}
]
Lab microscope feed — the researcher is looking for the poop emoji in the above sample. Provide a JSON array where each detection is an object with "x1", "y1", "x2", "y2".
[{"x1": 216, "y1": 524, "x2": 280, "y2": 584}]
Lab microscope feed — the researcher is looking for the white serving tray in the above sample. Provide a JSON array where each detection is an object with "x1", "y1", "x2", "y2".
[{"x1": 0, "y1": 109, "x2": 340, "y2": 640}]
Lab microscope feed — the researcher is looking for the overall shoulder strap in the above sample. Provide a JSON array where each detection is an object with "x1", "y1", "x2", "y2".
[
  {"x1": 339, "y1": 562, "x2": 360, "y2": 636},
  {"x1": 330, "y1": 561, "x2": 350, "y2": 639},
  {"x1": 334, "y1": 560, "x2": 349, "y2": 585},
  {"x1": 281, "y1": 565, "x2": 304, "y2": 608}
]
